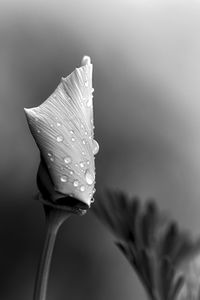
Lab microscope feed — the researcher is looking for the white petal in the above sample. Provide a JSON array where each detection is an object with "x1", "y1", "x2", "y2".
[{"x1": 24, "y1": 56, "x2": 98, "y2": 207}]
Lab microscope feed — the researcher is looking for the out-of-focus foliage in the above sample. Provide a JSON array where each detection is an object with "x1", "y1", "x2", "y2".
[{"x1": 93, "y1": 190, "x2": 200, "y2": 300}]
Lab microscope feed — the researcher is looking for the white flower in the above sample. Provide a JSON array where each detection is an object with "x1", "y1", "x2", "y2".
[{"x1": 24, "y1": 56, "x2": 99, "y2": 208}]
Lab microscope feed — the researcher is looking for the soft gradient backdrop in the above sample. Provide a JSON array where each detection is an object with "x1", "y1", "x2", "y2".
[{"x1": 1, "y1": 0, "x2": 200, "y2": 299}]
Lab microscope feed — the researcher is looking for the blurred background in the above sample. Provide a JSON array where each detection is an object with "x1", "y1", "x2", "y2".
[{"x1": 1, "y1": 0, "x2": 200, "y2": 299}]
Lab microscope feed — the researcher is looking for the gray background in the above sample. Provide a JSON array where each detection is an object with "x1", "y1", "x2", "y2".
[{"x1": 1, "y1": 0, "x2": 200, "y2": 299}]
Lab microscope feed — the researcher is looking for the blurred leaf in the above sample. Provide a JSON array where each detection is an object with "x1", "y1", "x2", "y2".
[{"x1": 92, "y1": 189, "x2": 200, "y2": 300}]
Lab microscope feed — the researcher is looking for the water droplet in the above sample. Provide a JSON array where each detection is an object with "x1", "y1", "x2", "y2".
[
  {"x1": 85, "y1": 170, "x2": 94, "y2": 185},
  {"x1": 69, "y1": 130, "x2": 74, "y2": 134},
  {"x1": 92, "y1": 140, "x2": 99, "y2": 155},
  {"x1": 85, "y1": 131, "x2": 88, "y2": 135},
  {"x1": 50, "y1": 157, "x2": 54, "y2": 162},
  {"x1": 73, "y1": 180, "x2": 79, "y2": 187},
  {"x1": 80, "y1": 123, "x2": 84, "y2": 129},
  {"x1": 82, "y1": 139, "x2": 86, "y2": 145},
  {"x1": 48, "y1": 152, "x2": 52, "y2": 157},
  {"x1": 53, "y1": 94, "x2": 57, "y2": 99},
  {"x1": 37, "y1": 129, "x2": 41, "y2": 133},
  {"x1": 85, "y1": 80, "x2": 89, "y2": 87},
  {"x1": 79, "y1": 162, "x2": 85, "y2": 168},
  {"x1": 89, "y1": 136, "x2": 92, "y2": 140},
  {"x1": 56, "y1": 135, "x2": 64, "y2": 142},
  {"x1": 64, "y1": 157, "x2": 72, "y2": 164},
  {"x1": 86, "y1": 160, "x2": 90, "y2": 165},
  {"x1": 69, "y1": 170, "x2": 74, "y2": 175},
  {"x1": 71, "y1": 137, "x2": 75, "y2": 142},
  {"x1": 82, "y1": 151, "x2": 85, "y2": 156},
  {"x1": 80, "y1": 185, "x2": 85, "y2": 192},
  {"x1": 93, "y1": 188, "x2": 96, "y2": 194},
  {"x1": 91, "y1": 198, "x2": 95, "y2": 203},
  {"x1": 50, "y1": 124, "x2": 54, "y2": 128},
  {"x1": 60, "y1": 176, "x2": 67, "y2": 182},
  {"x1": 75, "y1": 163, "x2": 78, "y2": 168},
  {"x1": 57, "y1": 122, "x2": 61, "y2": 127}
]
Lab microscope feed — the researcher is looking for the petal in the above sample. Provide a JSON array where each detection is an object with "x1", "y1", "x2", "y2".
[{"x1": 25, "y1": 56, "x2": 98, "y2": 207}]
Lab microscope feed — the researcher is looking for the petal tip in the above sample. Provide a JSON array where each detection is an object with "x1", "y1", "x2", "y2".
[
  {"x1": 81, "y1": 55, "x2": 91, "y2": 66},
  {"x1": 24, "y1": 107, "x2": 35, "y2": 117}
]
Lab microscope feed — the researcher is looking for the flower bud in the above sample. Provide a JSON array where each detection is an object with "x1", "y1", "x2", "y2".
[{"x1": 25, "y1": 56, "x2": 98, "y2": 209}]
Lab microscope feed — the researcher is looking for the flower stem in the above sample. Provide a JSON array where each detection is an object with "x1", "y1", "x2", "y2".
[{"x1": 33, "y1": 205, "x2": 71, "y2": 300}]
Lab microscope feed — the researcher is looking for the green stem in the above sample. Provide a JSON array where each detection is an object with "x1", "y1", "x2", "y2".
[{"x1": 33, "y1": 205, "x2": 71, "y2": 300}]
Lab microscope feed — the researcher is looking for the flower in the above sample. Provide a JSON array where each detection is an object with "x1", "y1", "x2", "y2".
[
  {"x1": 24, "y1": 56, "x2": 99, "y2": 211},
  {"x1": 92, "y1": 190, "x2": 200, "y2": 300}
]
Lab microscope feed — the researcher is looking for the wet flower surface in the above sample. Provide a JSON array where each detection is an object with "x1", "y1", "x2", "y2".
[
  {"x1": 93, "y1": 190, "x2": 200, "y2": 300},
  {"x1": 25, "y1": 56, "x2": 98, "y2": 209}
]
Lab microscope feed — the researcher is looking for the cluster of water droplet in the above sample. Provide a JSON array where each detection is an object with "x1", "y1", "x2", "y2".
[
  {"x1": 32, "y1": 60, "x2": 98, "y2": 204},
  {"x1": 43, "y1": 117, "x2": 99, "y2": 200}
]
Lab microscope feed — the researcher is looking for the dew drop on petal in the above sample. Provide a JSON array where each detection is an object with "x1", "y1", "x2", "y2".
[
  {"x1": 93, "y1": 188, "x2": 96, "y2": 194},
  {"x1": 50, "y1": 157, "x2": 54, "y2": 162},
  {"x1": 92, "y1": 140, "x2": 99, "y2": 155},
  {"x1": 91, "y1": 198, "x2": 95, "y2": 203},
  {"x1": 70, "y1": 130, "x2": 74, "y2": 134},
  {"x1": 71, "y1": 137, "x2": 75, "y2": 142},
  {"x1": 37, "y1": 129, "x2": 41, "y2": 133},
  {"x1": 69, "y1": 170, "x2": 74, "y2": 175},
  {"x1": 60, "y1": 176, "x2": 67, "y2": 182},
  {"x1": 80, "y1": 185, "x2": 85, "y2": 192},
  {"x1": 56, "y1": 135, "x2": 64, "y2": 142},
  {"x1": 79, "y1": 162, "x2": 85, "y2": 168},
  {"x1": 64, "y1": 157, "x2": 72, "y2": 164},
  {"x1": 86, "y1": 160, "x2": 90, "y2": 165},
  {"x1": 73, "y1": 180, "x2": 79, "y2": 187},
  {"x1": 80, "y1": 123, "x2": 84, "y2": 129},
  {"x1": 48, "y1": 152, "x2": 52, "y2": 157},
  {"x1": 82, "y1": 139, "x2": 86, "y2": 145},
  {"x1": 50, "y1": 124, "x2": 54, "y2": 128},
  {"x1": 85, "y1": 169, "x2": 94, "y2": 185},
  {"x1": 56, "y1": 122, "x2": 61, "y2": 127},
  {"x1": 82, "y1": 151, "x2": 85, "y2": 156}
]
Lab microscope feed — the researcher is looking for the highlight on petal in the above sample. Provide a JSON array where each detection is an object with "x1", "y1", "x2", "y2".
[{"x1": 24, "y1": 56, "x2": 99, "y2": 207}]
